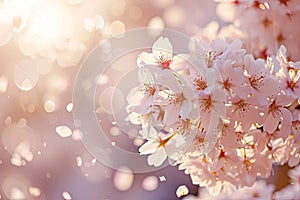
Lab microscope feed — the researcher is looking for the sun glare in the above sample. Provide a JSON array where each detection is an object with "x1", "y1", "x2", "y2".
[{"x1": 27, "y1": 4, "x2": 72, "y2": 41}]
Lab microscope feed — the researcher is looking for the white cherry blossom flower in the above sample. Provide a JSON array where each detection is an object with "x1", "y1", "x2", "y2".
[
  {"x1": 139, "y1": 129, "x2": 186, "y2": 167},
  {"x1": 263, "y1": 95, "x2": 294, "y2": 134},
  {"x1": 137, "y1": 37, "x2": 190, "y2": 73},
  {"x1": 243, "y1": 55, "x2": 280, "y2": 105}
]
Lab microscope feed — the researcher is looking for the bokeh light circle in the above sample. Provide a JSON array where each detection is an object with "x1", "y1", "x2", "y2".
[
  {"x1": 142, "y1": 176, "x2": 159, "y2": 191},
  {"x1": 99, "y1": 87, "x2": 124, "y2": 114},
  {"x1": 14, "y1": 59, "x2": 39, "y2": 91}
]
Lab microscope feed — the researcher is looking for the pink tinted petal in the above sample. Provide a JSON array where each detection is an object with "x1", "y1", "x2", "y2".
[
  {"x1": 260, "y1": 78, "x2": 280, "y2": 97},
  {"x1": 152, "y1": 37, "x2": 173, "y2": 59},
  {"x1": 212, "y1": 88, "x2": 226, "y2": 102},
  {"x1": 290, "y1": 61, "x2": 300, "y2": 70},
  {"x1": 208, "y1": 181, "x2": 223, "y2": 196},
  {"x1": 277, "y1": 45, "x2": 287, "y2": 63},
  {"x1": 233, "y1": 84, "x2": 249, "y2": 98},
  {"x1": 211, "y1": 158, "x2": 225, "y2": 171},
  {"x1": 183, "y1": 87, "x2": 195, "y2": 100},
  {"x1": 249, "y1": 92, "x2": 268, "y2": 106},
  {"x1": 221, "y1": 131, "x2": 242, "y2": 150},
  {"x1": 156, "y1": 70, "x2": 182, "y2": 93},
  {"x1": 254, "y1": 59, "x2": 266, "y2": 73},
  {"x1": 137, "y1": 52, "x2": 156, "y2": 65},
  {"x1": 180, "y1": 100, "x2": 192, "y2": 119},
  {"x1": 264, "y1": 114, "x2": 279, "y2": 133},
  {"x1": 195, "y1": 40, "x2": 210, "y2": 53},
  {"x1": 127, "y1": 87, "x2": 145, "y2": 105},
  {"x1": 192, "y1": 59, "x2": 211, "y2": 78},
  {"x1": 156, "y1": 91, "x2": 170, "y2": 105},
  {"x1": 126, "y1": 112, "x2": 141, "y2": 124},
  {"x1": 243, "y1": 173, "x2": 256, "y2": 187},
  {"x1": 147, "y1": 148, "x2": 167, "y2": 167},
  {"x1": 255, "y1": 157, "x2": 272, "y2": 178},
  {"x1": 165, "y1": 105, "x2": 180, "y2": 125},
  {"x1": 227, "y1": 39, "x2": 243, "y2": 52},
  {"x1": 276, "y1": 95, "x2": 294, "y2": 106},
  {"x1": 139, "y1": 141, "x2": 158, "y2": 155},
  {"x1": 226, "y1": 151, "x2": 240, "y2": 162},
  {"x1": 278, "y1": 108, "x2": 292, "y2": 126},
  {"x1": 171, "y1": 54, "x2": 190, "y2": 72},
  {"x1": 244, "y1": 107, "x2": 263, "y2": 127},
  {"x1": 140, "y1": 125, "x2": 158, "y2": 139},
  {"x1": 173, "y1": 134, "x2": 187, "y2": 148},
  {"x1": 277, "y1": 124, "x2": 291, "y2": 140},
  {"x1": 138, "y1": 66, "x2": 155, "y2": 83},
  {"x1": 213, "y1": 101, "x2": 226, "y2": 118},
  {"x1": 294, "y1": 88, "x2": 300, "y2": 98},
  {"x1": 211, "y1": 38, "x2": 227, "y2": 53},
  {"x1": 129, "y1": 97, "x2": 153, "y2": 114},
  {"x1": 205, "y1": 69, "x2": 218, "y2": 86},
  {"x1": 200, "y1": 110, "x2": 212, "y2": 130},
  {"x1": 244, "y1": 55, "x2": 255, "y2": 74},
  {"x1": 205, "y1": 112, "x2": 222, "y2": 146},
  {"x1": 144, "y1": 95, "x2": 155, "y2": 107},
  {"x1": 144, "y1": 64, "x2": 162, "y2": 74},
  {"x1": 288, "y1": 156, "x2": 300, "y2": 167},
  {"x1": 231, "y1": 67, "x2": 246, "y2": 84}
]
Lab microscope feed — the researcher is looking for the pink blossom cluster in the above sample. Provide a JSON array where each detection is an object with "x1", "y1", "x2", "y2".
[
  {"x1": 215, "y1": 0, "x2": 300, "y2": 60},
  {"x1": 126, "y1": 36, "x2": 300, "y2": 194},
  {"x1": 184, "y1": 164, "x2": 300, "y2": 200}
]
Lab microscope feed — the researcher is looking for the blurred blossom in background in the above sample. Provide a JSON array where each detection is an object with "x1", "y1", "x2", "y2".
[{"x1": 0, "y1": 0, "x2": 297, "y2": 199}]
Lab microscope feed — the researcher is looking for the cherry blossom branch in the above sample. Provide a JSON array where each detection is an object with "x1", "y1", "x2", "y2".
[{"x1": 126, "y1": 36, "x2": 300, "y2": 195}]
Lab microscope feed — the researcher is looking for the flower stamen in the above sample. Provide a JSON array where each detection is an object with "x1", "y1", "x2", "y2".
[
  {"x1": 157, "y1": 54, "x2": 172, "y2": 70},
  {"x1": 194, "y1": 76, "x2": 208, "y2": 90}
]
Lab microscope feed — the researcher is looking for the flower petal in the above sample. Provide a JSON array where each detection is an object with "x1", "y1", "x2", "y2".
[
  {"x1": 180, "y1": 100, "x2": 192, "y2": 119},
  {"x1": 147, "y1": 148, "x2": 167, "y2": 167},
  {"x1": 139, "y1": 140, "x2": 158, "y2": 155},
  {"x1": 264, "y1": 114, "x2": 279, "y2": 133},
  {"x1": 164, "y1": 105, "x2": 180, "y2": 125},
  {"x1": 171, "y1": 54, "x2": 190, "y2": 73},
  {"x1": 137, "y1": 52, "x2": 156, "y2": 66},
  {"x1": 152, "y1": 37, "x2": 173, "y2": 60},
  {"x1": 279, "y1": 108, "x2": 292, "y2": 126}
]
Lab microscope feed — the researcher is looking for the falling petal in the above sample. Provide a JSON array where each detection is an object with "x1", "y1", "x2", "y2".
[
  {"x1": 159, "y1": 176, "x2": 166, "y2": 182},
  {"x1": 29, "y1": 187, "x2": 41, "y2": 197},
  {"x1": 176, "y1": 185, "x2": 189, "y2": 197},
  {"x1": 62, "y1": 191, "x2": 72, "y2": 200},
  {"x1": 55, "y1": 125, "x2": 72, "y2": 138}
]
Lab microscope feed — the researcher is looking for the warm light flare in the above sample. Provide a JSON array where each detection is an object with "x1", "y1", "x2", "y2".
[{"x1": 26, "y1": 4, "x2": 72, "y2": 41}]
